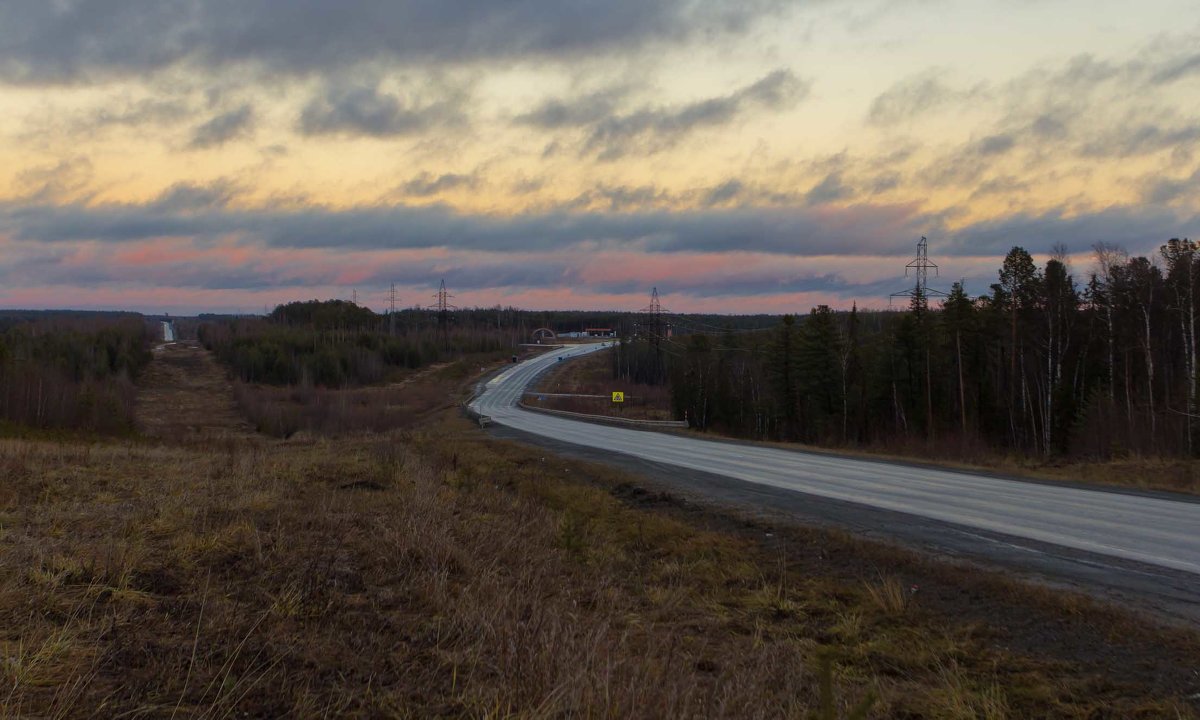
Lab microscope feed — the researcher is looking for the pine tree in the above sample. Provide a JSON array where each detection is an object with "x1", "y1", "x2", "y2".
[{"x1": 941, "y1": 282, "x2": 974, "y2": 435}]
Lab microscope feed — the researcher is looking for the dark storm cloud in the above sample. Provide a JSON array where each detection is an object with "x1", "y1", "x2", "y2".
[
  {"x1": 189, "y1": 104, "x2": 255, "y2": 148},
  {"x1": 521, "y1": 70, "x2": 808, "y2": 159},
  {"x1": 297, "y1": 80, "x2": 468, "y2": 137},
  {"x1": 0, "y1": 0, "x2": 788, "y2": 84}
]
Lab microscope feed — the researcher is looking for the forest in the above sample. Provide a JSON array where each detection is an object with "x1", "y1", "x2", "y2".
[
  {"x1": 198, "y1": 300, "x2": 782, "y2": 389},
  {"x1": 198, "y1": 300, "x2": 512, "y2": 387},
  {"x1": 0, "y1": 313, "x2": 152, "y2": 433},
  {"x1": 617, "y1": 240, "x2": 1200, "y2": 459}
]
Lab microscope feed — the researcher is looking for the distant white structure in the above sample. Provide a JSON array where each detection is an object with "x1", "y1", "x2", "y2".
[
  {"x1": 161, "y1": 320, "x2": 176, "y2": 343},
  {"x1": 558, "y1": 328, "x2": 616, "y2": 339}
]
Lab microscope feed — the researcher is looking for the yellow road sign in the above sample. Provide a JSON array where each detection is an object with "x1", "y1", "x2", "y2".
[{"x1": 611, "y1": 391, "x2": 625, "y2": 403}]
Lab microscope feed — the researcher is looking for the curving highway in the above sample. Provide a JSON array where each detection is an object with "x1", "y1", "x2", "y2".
[{"x1": 472, "y1": 344, "x2": 1200, "y2": 579}]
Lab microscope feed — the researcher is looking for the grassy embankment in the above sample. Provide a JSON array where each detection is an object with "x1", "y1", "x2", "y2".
[
  {"x1": 526, "y1": 346, "x2": 671, "y2": 421},
  {"x1": 0, "y1": 343, "x2": 1198, "y2": 717}
]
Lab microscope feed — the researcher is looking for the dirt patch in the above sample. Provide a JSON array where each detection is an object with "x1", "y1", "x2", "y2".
[
  {"x1": 384, "y1": 361, "x2": 453, "y2": 388},
  {"x1": 136, "y1": 343, "x2": 256, "y2": 440}
]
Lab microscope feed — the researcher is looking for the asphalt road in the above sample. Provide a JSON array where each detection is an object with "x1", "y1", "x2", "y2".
[{"x1": 473, "y1": 343, "x2": 1200, "y2": 618}]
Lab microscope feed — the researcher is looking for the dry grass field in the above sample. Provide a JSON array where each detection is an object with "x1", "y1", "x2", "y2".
[{"x1": 1, "y1": 344, "x2": 1197, "y2": 718}]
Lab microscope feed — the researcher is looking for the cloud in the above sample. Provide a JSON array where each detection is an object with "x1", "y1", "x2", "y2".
[
  {"x1": 870, "y1": 44, "x2": 1200, "y2": 190},
  {"x1": 0, "y1": 0, "x2": 787, "y2": 84},
  {"x1": 585, "y1": 184, "x2": 674, "y2": 211},
  {"x1": 298, "y1": 79, "x2": 468, "y2": 137},
  {"x1": 399, "y1": 172, "x2": 477, "y2": 197},
  {"x1": 586, "y1": 70, "x2": 807, "y2": 159},
  {"x1": 805, "y1": 172, "x2": 851, "y2": 205},
  {"x1": 1150, "y1": 52, "x2": 1200, "y2": 85},
  {"x1": 14, "y1": 157, "x2": 94, "y2": 203},
  {"x1": 151, "y1": 179, "x2": 241, "y2": 212},
  {"x1": 1141, "y1": 168, "x2": 1200, "y2": 205},
  {"x1": 867, "y1": 71, "x2": 979, "y2": 126},
  {"x1": 703, "y1": 179, "x2": 744, "y2": 207},
  {"x1": 946, "y1": 205, "x2": 1200, "y2": 257},
  {"x1": 0, "y1": 194, "x2": 929, "y2": 258},
  {"x1": 970, "y1": 175, "x2": 1030, "y2": 199},
  {"x1": 74, "y1": 97, "x2": 192, "y2": 134},
  {"x1": 1079, "y1": 121, "x2": 1200, "y2": 158},
  {"x1": 2, "y1": 198, "x2": 1196, "y2": 314},
  {"x1": 515, "y1": 88, "x2": 626, "y2": 129},
  {"x1": 521, "y1": 69, "x2": 808, "y2": 160},
  {"x1": 189, "y1": 104, "x2": 255, "y2": 148},
  {"x1": 868, "y1": 173, "x2": 900, "y2": 194},
  {"x1": 976, "y1": 133, "x2": 1015, "y2": 155}
]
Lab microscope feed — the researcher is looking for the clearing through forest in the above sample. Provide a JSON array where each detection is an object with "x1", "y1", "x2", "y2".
[{"x1": 136, "y1": 343, "x2": 256, "y2": 440}]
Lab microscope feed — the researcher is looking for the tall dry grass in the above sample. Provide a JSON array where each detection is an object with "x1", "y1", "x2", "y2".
[
  {"x1": 2, "y1": 420, "x2": 1196, "y2": 718},
  {"x1": 0, "y1": 435, "x2": 822, "y2": 717},
  {"x1": 232, "y1": 380, "x2": 451, "y2": 438}
]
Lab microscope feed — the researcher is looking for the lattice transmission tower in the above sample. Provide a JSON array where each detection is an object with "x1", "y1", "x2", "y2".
[
  {"x1": 637, "y1": 287, "x2": 672, "y2": 352},
  {"x1": 387, "y1": 283, "x2": 399, "y2": 335},
  {"x1": 890, "y1": 236, "x2": 947, "y2": 310},
  {"x1": 429, "y1": 279, "x2": 456, "y2": 331}
]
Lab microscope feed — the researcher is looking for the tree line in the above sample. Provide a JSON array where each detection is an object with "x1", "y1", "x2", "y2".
[
  {"x1": 0, "y1": 315, "x2": 152, "y2": 433},
  {"x1": 199, "y1": 300, "x2": 510, "y2": 387},
  {"x1": 627, "y1": 240, "x2": 1200, "y2": 459}
]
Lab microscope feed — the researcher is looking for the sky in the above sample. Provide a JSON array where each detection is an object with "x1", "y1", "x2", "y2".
[{"x1": 1, "y1": 0, "x2": 1198, "y2": 315}]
